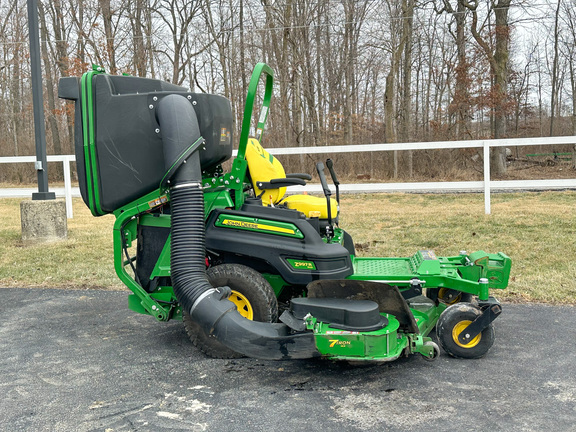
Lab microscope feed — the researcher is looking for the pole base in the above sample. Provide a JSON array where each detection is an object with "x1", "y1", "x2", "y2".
[{"x1": 20, "y1": 199, "x2": 67, "y2": 243}]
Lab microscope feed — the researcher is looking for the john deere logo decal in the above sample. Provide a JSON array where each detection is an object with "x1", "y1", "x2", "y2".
[
  {"x1": 287, "y1": 259, "x2": 316, "y2": 270},
  {"x1": 222, "y1": 219, "x2": 258, "y2": 230},
  {"x1": 217, "y1": 216, "x2": 302, "y2": 238}
]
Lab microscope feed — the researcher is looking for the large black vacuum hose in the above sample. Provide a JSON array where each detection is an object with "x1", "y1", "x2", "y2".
[{"x1": 158, "y1": 94, "x2": 319, "y2": 360}]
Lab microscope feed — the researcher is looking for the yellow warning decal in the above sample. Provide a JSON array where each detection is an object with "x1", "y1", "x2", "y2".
[
  {"x1": 420, "y1": 250, "x2": 437, "y2": 260},
  {"x1": 220, "y1": 127, "x2": 230, "y2": 143},
  {"x1": 148, "y1": 195, "x2": 168, "y2": 209}
]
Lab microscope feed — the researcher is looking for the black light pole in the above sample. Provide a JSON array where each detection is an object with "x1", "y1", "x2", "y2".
[{"x1": 27, "y1": 0, "x2": 55, "y2": 200}]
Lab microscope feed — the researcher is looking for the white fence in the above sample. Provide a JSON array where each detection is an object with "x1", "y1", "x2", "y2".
[
  {"x1": 1, "y1": 136, "x2": 575, "y2": 218},
  {"x1": 0, "y1": 155, "x2": 76, "y2": 218}
]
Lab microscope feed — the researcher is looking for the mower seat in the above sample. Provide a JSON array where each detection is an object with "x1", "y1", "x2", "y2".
[{"x1": 245, "y1": 138, "x2": 338, "y2": 219}]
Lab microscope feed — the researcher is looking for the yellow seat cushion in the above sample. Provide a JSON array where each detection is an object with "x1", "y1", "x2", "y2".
[
  {"x1": 245, "y1": 138, "x2": 338, "y2": 218},
  {"x1": 245, "y1": 138, "x2": 286, "y2": 205},
  {"x1": 281, "y1": 195, "x2": 338, "y2": 219}
]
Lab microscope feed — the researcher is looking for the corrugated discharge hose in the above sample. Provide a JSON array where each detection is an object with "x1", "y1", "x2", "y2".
[{"x1": 157, "y1": 94, "x2": 319, "y2": 360}]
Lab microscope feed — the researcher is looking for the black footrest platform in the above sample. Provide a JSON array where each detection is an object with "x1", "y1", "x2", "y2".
[{"x1": 290, "y1": 297, "x2": 388, "y2": 332}]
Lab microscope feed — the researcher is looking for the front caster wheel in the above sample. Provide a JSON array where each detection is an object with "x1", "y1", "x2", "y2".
[
  {"x1": 183, "y1": 263, "x2": 278, "y2": 359},
  {"x1": 427, "y1": 287, "x2": 473, "y2": 305},
  {"x1": 436, "y1": 303, "x2": 495, "y2": 359},
  {"x1": 421, "y1": 341, "x2": 441, "y2": 361}
]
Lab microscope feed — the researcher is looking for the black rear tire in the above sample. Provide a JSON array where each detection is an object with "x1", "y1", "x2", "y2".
[
  {"x1": 183, "y1": 263, "x2": 278, "y2": 359},
  {"x1": 436, "y1": 303, "x2": 495, "y2": 359}
]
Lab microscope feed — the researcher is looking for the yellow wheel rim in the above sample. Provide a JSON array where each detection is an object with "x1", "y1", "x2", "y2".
[
  {"x1": 453, "y1": 320, "x2": 481, "y2": 348},
  {"x1": 439, "y1": 288, "x2": 461, "y2": 305},
  {"x1": 229, "y1": 290, "x2": 254, "y2": 320}
]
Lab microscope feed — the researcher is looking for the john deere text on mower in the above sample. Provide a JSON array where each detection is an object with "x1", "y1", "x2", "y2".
[{"x1": 58, "y1": 63, "x2": 511, "y2": 362}]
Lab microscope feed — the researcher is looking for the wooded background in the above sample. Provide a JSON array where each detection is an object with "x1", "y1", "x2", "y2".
[{"x1": 1, "y1": 0, "x2": 575, "y2": 182}]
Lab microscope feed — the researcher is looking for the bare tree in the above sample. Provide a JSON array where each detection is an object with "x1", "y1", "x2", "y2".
[
  {"x1": 38, "y1": 2, "x2": 63, "y2": 156},
  {"x1": 155, "y1": 0, "x2": 206, "y2": 85},
  {"x1": 4, "y1": 3, "x2": 28, "y2": 157},
  {"x1": 563, "y1": 0, "x2": 576, "y2": 135},
  {"x1": 508, "y1": 42, "x2": 537, "y2": 137},
  {"x1": 383, "y1": 1, "x2": 404, "y2": 147},
  {"x1": 463, "y1": 0, "x2": 512, "y2": 175},
  {"x1": 436, "y1": 0, "x2": 472, "y2": 139},
  {"x1": 97, "y1": 0, "x2": 121, "y2": 74},
  {"x1": 549, "y1": 0, "x2": 562, "y2": 136},
  {"x1": 127, "y1": 0, "x2": 150, "y2": 77},
  {"x1": 399, "y1": 0, "x2": 415, "y2": 177}
]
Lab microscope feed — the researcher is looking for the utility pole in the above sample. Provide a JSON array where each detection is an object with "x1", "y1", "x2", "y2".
[
  {"x1": 27, "y1": 0, "x2": 55, "y2": 200},
  {"x1": 20, "y1": 0, "x2": 66, "y2": 244}
]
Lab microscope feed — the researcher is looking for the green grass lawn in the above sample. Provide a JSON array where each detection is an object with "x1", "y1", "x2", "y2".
[
  {"x1": 0, "y1": 198, "x2": 120, "y2": 290},
  {"x1": 1, "y1": 192, "x2": 575, "y2": 303}
]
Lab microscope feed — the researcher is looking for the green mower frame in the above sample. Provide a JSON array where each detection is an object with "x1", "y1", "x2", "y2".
[{"x1": 59, "y1": 63, "x2": 511, "y2": 363}]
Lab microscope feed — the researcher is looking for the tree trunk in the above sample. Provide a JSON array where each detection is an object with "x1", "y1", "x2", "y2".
[
  {"x1": 343, "y1": 0, "x2": 354, "y2": 146},
  {"x1": 549, "y1": 0, "x2": 562, "y2": 136},
  {"x1": 384, "y1": 41, "x2": 404, "y2": 145},
  {"x1": 453, "y1": 0, "x2": 471, "y2": 139},
  {"x1": 399, "y1": 0, "x2": 414, "y2": 177},
  {"x1": 131, "y1": 0, "x2": 147, "y2": 76},
  {"x1": 491, "y1": 1, "x2": 510, "y2": 175},
  {"x1": 571, "y1": 59, "x2": 576, "y2": 136},
  {"x1": 11, "y1": 34, "x2": 22, "y2": 156},
  {"x1": 384, "y1": 2, "x2": 408, "y2": 178},
  {"x1": 98, "y1": 0, "x2": 117, "y2": 74},
  {"x1": 38, "y1": 3, "x2": 62, "y2": 156},
  {"x1": 48, "y1": 0, "x2": 73, "y2": 153},
  {"x1": 466, "y1": 0, "x2": 511, "y2": 175}
]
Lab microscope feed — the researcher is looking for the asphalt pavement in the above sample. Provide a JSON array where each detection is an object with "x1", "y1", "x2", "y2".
[{"x1": 1, "y1": 288, "x2": 575, "y2": 432}]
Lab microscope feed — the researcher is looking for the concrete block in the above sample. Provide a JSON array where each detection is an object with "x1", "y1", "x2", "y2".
[{"x1": 20, "y1": 199, "x2": 68, "y2": 243}]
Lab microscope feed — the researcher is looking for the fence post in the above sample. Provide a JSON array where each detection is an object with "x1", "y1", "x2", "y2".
[
  {"x1": 483, "y1": 141, "x2": 491, "y2": 215},
  {"x1": 63, "y1": 156, "x2": 73, "y2": 219}
]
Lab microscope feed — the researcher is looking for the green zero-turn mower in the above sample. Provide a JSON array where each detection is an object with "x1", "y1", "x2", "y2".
[{"x1": 58, "y1": 63, "x2": 511, "y2": 362}]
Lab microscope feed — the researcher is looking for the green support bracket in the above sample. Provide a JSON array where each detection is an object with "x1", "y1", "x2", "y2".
[
  {"x1": 112, "y1": 189, "x2": 174, "y2": 322},
  {"x1": 409, "y1": 335, "x2": 436, "y2": 359},
  {"x1": 227, "y1": 157, "x2": 249, "y2": 210}
]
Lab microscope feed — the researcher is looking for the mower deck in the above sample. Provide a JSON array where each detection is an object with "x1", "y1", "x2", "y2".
[{"x1": 300, "y1": 295, "x2": 442, "y2": 361}]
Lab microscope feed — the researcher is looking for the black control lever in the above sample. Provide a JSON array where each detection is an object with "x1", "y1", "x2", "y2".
[
  {"x1": 325, "y1": 158, "x2": 340, "y2": 205},
  {"x1": 316, "y1": 162, "x2": 333, "y2": 240}
]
